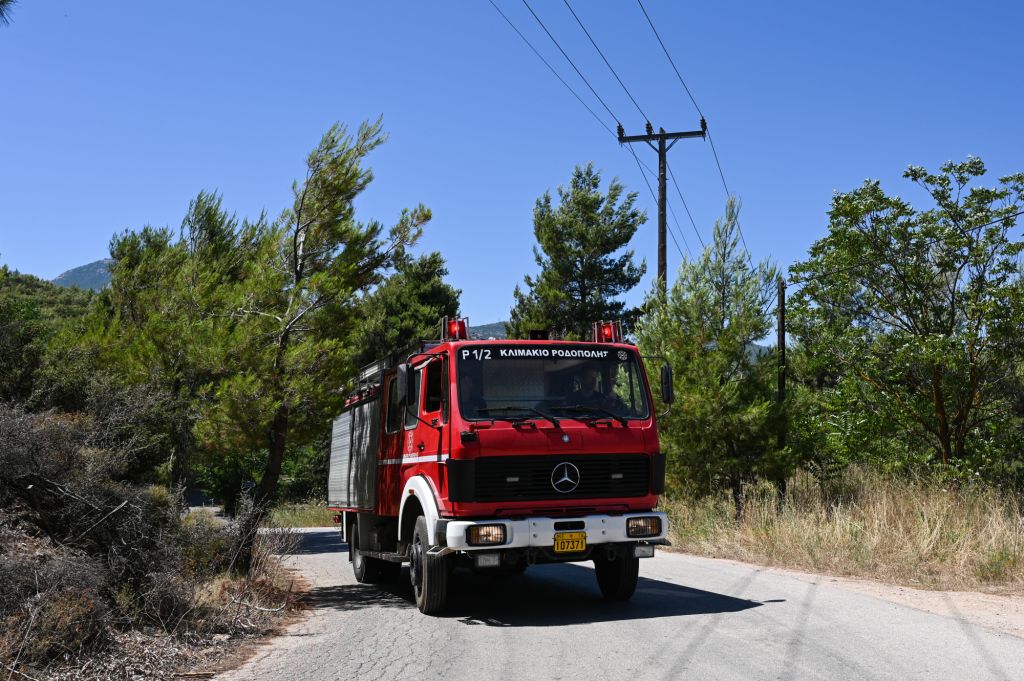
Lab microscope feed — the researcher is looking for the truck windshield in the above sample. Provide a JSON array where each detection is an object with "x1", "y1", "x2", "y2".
[{"x1": 456, "y1": 344, "x2": 650, "y2": 422}]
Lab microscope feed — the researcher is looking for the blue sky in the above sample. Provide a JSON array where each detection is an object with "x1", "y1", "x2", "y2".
[{"x1": 1, "y1": 1, "x2": 1021, "y2": 324}]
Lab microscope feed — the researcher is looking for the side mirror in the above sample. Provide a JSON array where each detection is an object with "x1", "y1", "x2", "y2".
[
  {"x1": 660, "y1": 363, "x2": 675, "y2": 405},
  {"x1": 395, "y1": 363, "x2": 412, "y2": 404}
]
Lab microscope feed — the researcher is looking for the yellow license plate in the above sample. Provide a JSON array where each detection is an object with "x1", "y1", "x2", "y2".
[{"x1": 553, "y1": 531, "x2": 587, "y2": 553}]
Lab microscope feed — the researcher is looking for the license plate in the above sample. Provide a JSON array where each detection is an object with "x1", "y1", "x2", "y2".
[{"x1": 553, "y1": 531, "x2": 586, "y2": 553}]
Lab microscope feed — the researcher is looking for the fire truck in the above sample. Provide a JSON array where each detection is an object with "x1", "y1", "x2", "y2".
[{"x1": 328, "y1": 318, "x2": 674, "y2": 614}]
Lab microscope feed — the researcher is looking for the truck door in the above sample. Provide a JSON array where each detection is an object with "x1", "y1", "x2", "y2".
[{"x1": 411, "y1": 356, "x2": 450, "y2": 497}]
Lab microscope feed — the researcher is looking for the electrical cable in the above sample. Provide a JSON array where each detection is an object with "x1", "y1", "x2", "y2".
[
  {"x1": 627, "y1": 145, "x2": 687, "y2": 258},
  {"x1": 562, "y1": 0, "x2": 649, "y2": 123},
  {"x1": 666, "y1": 161, "x2": 705, "y2": 250},
  {"x1": 636, "y1": 0, "x2": 750, "y2": 255},
  {"x1": 487, "y1": 0, "x2": 616, "y2": 137},
  {"x1": 521, "y1": 0, "x2": 622, "y2": 126},
  {"x1": 488, "y1": 0, "x2": 694, "y2": 261}
]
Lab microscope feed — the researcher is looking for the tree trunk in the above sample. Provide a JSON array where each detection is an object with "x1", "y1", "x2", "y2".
[
  {"x1": 930, "y1": 364, "x2": 952, "y2": 465},
  {"x1": 731, "y1": 475, "x2": 745, "y2": 521},
  {"x1": 233, "y1": 403, "x2": 290, "y2": 573}
]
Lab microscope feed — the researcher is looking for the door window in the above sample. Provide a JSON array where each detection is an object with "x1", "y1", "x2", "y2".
[{"x1": 404, "y1": 370, "x2": 422, "y2": 430}]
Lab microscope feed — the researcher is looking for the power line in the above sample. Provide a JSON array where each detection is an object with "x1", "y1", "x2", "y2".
[
  {"x1": 666, "y1": 161, "x2": 705, "y2": 250},
  {"x1": 636, "y1": 0, "x2": 701, "y2": 116},
  {"x1": 487, "y1": 0, "x2": 616, "y2": 137},
  {"x1": 562, "y1": 0, "x2": 649, "y2": 123},
  {"x1": 630, "y1": 148, "x2": 687, "y2": 259},
  {"x1": 521, "y1": 0, "x2": 621, "y2": 125},
  {"x1": 636, "y1": 0, "x2": 749, "y2": 255},
  {"x1": 628, "y1": 145, "x2": 689, "y2": 258},
  {"x1": 488, "y1": 0, "x2": 694, "y2": 262}
]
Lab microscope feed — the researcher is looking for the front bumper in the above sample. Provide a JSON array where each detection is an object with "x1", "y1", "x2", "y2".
[{"x1": 441, "y1": 512, "x2": 669, "y2": 551}]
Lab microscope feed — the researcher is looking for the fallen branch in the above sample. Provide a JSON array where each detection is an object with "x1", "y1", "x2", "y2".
[
  {"x1": 69, "y1": 500, "x2": 129, "y2": 543},
  {"x1": 229, "y1": 597, "x2": 286, "y2": 613}
]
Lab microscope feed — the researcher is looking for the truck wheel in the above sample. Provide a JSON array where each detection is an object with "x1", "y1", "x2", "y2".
[
  {"x1": 350, "y1": 522, "x2": 397, "y2": 584},
  {"x1": 409, "y1": 515, "x2": 449, "y2": 614},
  {"x1": 594, "y1": 550, "x2": 639, "y2": 601}
]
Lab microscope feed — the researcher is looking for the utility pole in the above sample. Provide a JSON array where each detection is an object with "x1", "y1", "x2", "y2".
[
  {"x1": 776, "y1": 276, "x2": 787, "y2": 511},
  {"x1": 618, "y1": 119, "x2": 706, "y2": 296}
]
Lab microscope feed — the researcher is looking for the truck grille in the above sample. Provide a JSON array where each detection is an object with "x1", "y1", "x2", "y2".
[{"x1": 473, "y1": 454, "x2": 650, "y2": 502}]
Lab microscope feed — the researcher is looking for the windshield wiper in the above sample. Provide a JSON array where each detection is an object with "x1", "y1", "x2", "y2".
[
  {"x1": 552, "y1": 404, "x2": 628, "y2": 427},
  {"x1": 477, "y1": 406, "x2": 560, "y2": 428}
]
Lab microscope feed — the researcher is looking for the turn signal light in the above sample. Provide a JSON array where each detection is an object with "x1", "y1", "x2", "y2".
[
  {"x1": 626, "y1": 516, "x2": 662, "y2": 538},
  {"x1": 466, "y1": 524, "x2": 506, "y2": 546}
]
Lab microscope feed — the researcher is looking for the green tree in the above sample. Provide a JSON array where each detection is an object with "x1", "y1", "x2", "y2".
[
  {"x1": 194, "y1": 120, "x2": 427, "y2": 535},
  {"x1": 790, "y1": 157, "x2": 1024, "y2": 474},
  {"x1": 352, "y1": 251, "x2": 461, "y2": 366},
  {"x1": 507, "y1": 163, "x2": 646, "y2": 339},
  {"x1": 0, "y1": 266, "x2": 92, "y2": 403},
  {"x1": 636, "y1": 199, "x2": 784, "y2": 507}
]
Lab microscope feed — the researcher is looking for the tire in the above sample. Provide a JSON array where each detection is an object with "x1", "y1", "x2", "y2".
[
  {"x1": 409, "y1": 515, "x2": 449, "y2": 614},
  {"x1": 350, "y1": 521, "x2": 399, "y2": 584},
  {"x1": 594, "y1": 549, "x2": 639, "y2": 601}
]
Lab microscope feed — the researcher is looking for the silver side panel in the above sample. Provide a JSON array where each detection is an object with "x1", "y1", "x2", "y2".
[{"x1": 328, "y1": 397, "x2": 381, "y2": 510}]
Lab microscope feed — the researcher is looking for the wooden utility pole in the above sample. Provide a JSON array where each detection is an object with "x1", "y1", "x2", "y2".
[
  {"x1": 776, "y1": 276, "x2": 788, "y2": 510},
  {"x1": 618, "y1": 119, "x2": 706, "y2": 296},
  {"x1": 777, "y1": 277, "x2": 786, "y2": 413}
]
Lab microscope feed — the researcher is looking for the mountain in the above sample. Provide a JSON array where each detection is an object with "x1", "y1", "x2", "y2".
[
  {"x1": 52, "y1": 259, "x2": 113, "y2": 291},
  {"x1": 469, "y1": 321, "x2": 507, "y2": 340}
]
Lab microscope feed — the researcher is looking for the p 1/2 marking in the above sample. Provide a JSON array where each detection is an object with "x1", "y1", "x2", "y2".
[{"x1": 461, "y1": 349, "x2": 492, "y2": 361}]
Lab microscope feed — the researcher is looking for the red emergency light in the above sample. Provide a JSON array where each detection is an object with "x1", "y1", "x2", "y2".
[
  {"x1": 592, "y1": 320, "x2": 623, "y2": 343},
  {"x1": 442, "y1": 316, "x2": 469, "y2": 340}
]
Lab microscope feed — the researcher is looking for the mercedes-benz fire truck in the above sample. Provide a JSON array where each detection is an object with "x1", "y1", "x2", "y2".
[{"x1": 328, "y1": 318, "x2": 674, "y2": 614}]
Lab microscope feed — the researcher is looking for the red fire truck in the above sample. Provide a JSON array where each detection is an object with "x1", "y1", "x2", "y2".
[{"x1": 328, "y1": 318, "x2": 674, "y2": 614}]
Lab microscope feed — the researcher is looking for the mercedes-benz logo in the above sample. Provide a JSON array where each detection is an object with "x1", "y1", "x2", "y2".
[{"x1": 551, "y1": 462, "x2": 581, "y2": 493}]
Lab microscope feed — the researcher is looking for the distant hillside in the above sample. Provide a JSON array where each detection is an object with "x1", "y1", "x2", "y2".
[
  {"x1": 52, "y1": 259, "x2": 113, "y2": 291},
  {"x1": 469, "y1": 321, "x2": 507, "y2": 340}
]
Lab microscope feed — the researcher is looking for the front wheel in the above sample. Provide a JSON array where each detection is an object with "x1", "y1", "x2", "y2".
[
  {"x1": 594, "y1": 550, "x2": 639, "y2": 600},
  {"x1": 409, "y1": 515, "x2": 449, "y2": 614}
]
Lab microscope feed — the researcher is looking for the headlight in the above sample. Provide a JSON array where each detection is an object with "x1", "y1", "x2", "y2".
[
  {"x1": 466, "y1": 524, "x2": 507, "y2": 546},
  {"x1": 627, "y1": 516, "x2": 661, "y2": 538}
]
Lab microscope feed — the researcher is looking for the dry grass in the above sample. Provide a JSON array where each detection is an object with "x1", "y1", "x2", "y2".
[
  {"x1": 663, "y1": 468, "x2": 1024, "y2": 592},
  {"x1": 269, "y1": 502, "x2": 335, "y2": 528}
]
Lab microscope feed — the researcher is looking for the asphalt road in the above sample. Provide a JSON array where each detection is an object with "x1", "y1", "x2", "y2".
[{"x1": 219, "y1": 528, "x2": 1023, "y2": 681}]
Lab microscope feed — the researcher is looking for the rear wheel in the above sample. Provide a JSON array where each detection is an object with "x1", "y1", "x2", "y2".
[
  {"x1": 594, "y1": 549, "x2": 639, "y2": 600},
  {"x1": 409, "y1": 515, "x2": 449, "y2": 614},
  {"x1": 350, "y1": 521, "x2": 399, "y2": 583}
]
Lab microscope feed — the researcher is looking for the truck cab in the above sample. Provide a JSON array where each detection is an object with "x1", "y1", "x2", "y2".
[{"x1": 328, "y1": 319, "x2": 672, "y2": 614}]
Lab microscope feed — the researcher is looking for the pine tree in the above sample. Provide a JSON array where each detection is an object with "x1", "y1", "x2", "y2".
[
  {"x1": 351, "y1": 251, "x2": 461, "y2": 366},
  {"x1": 507, "y1": 163, "x2": 646, "y2": 339},
  {"x1": 636, "y1": 198, "x2": 786, "y2": 509}
]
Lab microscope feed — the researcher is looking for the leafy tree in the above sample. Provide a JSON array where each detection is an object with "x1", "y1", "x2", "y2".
[
  {"x1": 507, "y1": 163, "x2": 646, "y2": 339},
  {"x1": 193, "y1": 120, "x2": 427, "y2": 543},
  {"x1": 790, "y1": 157, "x2": 1024, "y2": 474},
  {"x1": 636, "y1": 199, "x2": 784, "y2": 508},
  {"x1": 351, "y1": 251, "x2": 460, "y2": 366}
]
